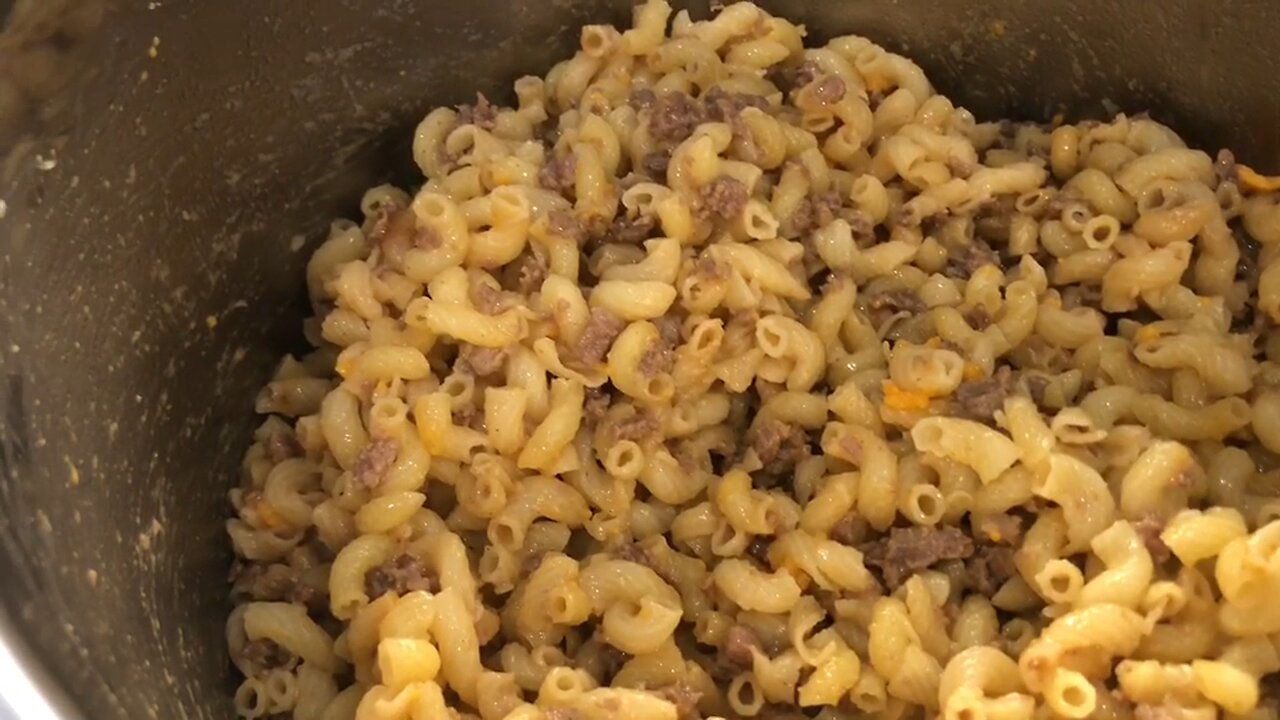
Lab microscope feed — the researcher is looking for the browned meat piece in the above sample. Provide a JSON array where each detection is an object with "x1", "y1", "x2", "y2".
[
  {"x1": 809, "y1": 75, "x2": 846, "y2": 105},
  {"x1": 791, "y1": 60, "x2": 821, "y2": 91},
  {"x1": 266, "y1": 432, "x2": 303, "y2": 463},
  {"x1": 648, "y1": 92, "x2": 705, "y2": 144},
  {"x1": 945, "y1": 241, "x2": 1001, "y2": 279},
  {"x1": 951, "y1": 366, "x2": 1014, "y2": 423},
  {"x1": 651, "y1": 681, "x2": 703, "y2": 720},
  {"x1": 1025, "y1": 375, "x2": 1050, "y2": 406},
  {"x1": 545, "y1": 209, "x2": 586, "y2": 243},
  {"x1": 965, "y1": 545, "x2": 1019, "y2": 596},
  {"x1": 456, "y1": 92, "x2": 497, "y2": 130},
  {"x1": 829, "y1": 514, "x2": 867, "y2": 546},
  {"x1": 574, "y1": 308, "x2": 627, "y2": 365},
  {"x1": 513, "y1": 249, "x2": 549, "y2": 294},
  {"x1": 868, "y1": 289, "x2": 925, "y2": 315},
  {"x1": 365, "y1": 553, "x2": 438, "y2": 599},
  {"x1": 538, "y1": 152, "x2": 578, "y2": 195},
  {"x1": 700, "y1": 175, "x2": 749, "y2": 220},
  {"x1": 354, "y1": 439, "x2": 398, "y2": 490},
  {"x1": 470, "y1": 282, "x2": 507, "y2": 315},
  {"x1": 584, "y1": 388, "x2": 611, "y2": 424},
  {"x1": 607, "y1": 212, "x2": 658, "y2": 244},
  {"x1": 612, "y1": 542, "x2": 651, "y2": 567},
  {"x1": 639, "y1": 338, "x2": 675, "y2": 377},
  {"x1": 861, "y1": 526, "x2": 975, "y2": 590},
  {"x1": 414, "y1": 225, "x2": 441, "y2": 250},
  {"x1": 722, "y1": 625, "x2": 763, "y2": 667},
  {"x1": 703, "y1": 86, "x2": 769, "y2": 134},
  {"x1": 750, "y1": 419, "x2": 809, "y2": 475},
  {"x1": 629, "y1": 88, "x2": 657, "y2": 111},
  {"x1": 605, "y1": 410, "x2": 660, "y2": 444},
  {"x1": 789, "y1": 191, "x2": 844, "y2": 234},
  {"x1": 641, "y1": 150, "x2": 670, "y2": 178},
  {"x1": 457, "y1": 343, "x2": 507, "y2": 377},
  {"x1": 694, "y1": 255, "x2": 728, "y2": 280},
  {"x1": 963, "y1": 305, "x2": 992, "y2": 330},
  {"x1": 653, "y1": 315, "x2": 684, "y2": 349},
  {"x1": 240, "y1": 639, "x2": 294, "y2": 675},
  {"x1": 1134, "y1": 515, "x2": 1172, "y2": 564}
]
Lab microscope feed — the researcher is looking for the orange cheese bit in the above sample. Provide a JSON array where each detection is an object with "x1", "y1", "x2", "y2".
[
  {"x1": 1238, "y1": 165, "x2": 1280, "y2": 193},
  {"x1": 254, "y1": 500, "x2": 288, "y2": 530},
  {"x1": 882, "y1": 380, "x2": 931, "y2": 412},
  {"x1": 1134, "y1": 325, "x2": 1162, "y2": 345},
  {"x1": 963, "y1": 362, "x2": 984, "y2": 381}
]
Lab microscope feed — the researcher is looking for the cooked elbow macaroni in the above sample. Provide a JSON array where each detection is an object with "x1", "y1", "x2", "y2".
[{"x1": 227, "y1": 3, "x2": 1280, "y2": 719}]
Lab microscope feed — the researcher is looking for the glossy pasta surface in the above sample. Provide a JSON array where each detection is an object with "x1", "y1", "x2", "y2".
[{"x1": 225, "y1": 3, "x2": 1280, "y2": 719}]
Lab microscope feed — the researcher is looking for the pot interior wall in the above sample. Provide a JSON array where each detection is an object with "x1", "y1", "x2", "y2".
[{"x1": 0, "y1": 1, "x2": 1276, "y2": 718}]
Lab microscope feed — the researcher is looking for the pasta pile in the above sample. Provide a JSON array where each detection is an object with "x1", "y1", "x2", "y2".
[{"x1": 224, "y1": 3, "x2": 1280, "y2": 720}]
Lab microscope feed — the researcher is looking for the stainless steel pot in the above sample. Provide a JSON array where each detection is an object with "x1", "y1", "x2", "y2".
[{"x1": 0, "y1": 1, "x2": 1277, "y2": 718}]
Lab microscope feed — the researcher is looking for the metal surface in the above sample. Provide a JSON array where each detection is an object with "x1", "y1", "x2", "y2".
[{"x1": 0, "y1": 1, "x2": 1277, "y2": 719}]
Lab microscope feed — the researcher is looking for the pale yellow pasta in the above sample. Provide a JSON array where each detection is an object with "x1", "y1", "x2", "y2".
[{"x1": 229, "y1": 3, "x2": 1280, "y2": 718}]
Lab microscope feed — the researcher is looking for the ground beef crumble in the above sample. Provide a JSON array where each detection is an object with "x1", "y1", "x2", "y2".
[
  {"x1": 354, "y1": 439, "x2": 398, "y2": 490},
  {"x1": 860, "y1": 526, "x2": 975, "y2": 590}
]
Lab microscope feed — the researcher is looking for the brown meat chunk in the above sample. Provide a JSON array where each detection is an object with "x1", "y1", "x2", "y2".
[
  {"x1": 607, "y1": 212, "x2": 658, "y2": 244},
  {"x1": 1134, "y1": 516, "x2": 1172, "y2": 564},
  {"x1": 694, "y1": 255, "x2": 728, "y2": 280},
  {"x1": 639, "y1": 338, "x2": 675, "y2": 377},
  {"x1": 829, "y1": 514, "x2": 868, "y2": 546},
  {"x1": 240, "y1": 639, "x2": 294, "y2": 675},
  {"x1": 457, "y1": 343, "x2": 507, "y2": 377},
  {"x1": 652, "y1": 681, "x2": 704, "y2": 720},
  {"x1": 514, "y1": 249, "x2": 549, "y2": 294},
  {"x1": 470, "y1": 282, "x2": 509, "y2": 315},
  {"x1": 539, "y1": 152, "x2": 577, "y2": 195},
  {"x1": 861, "y1": 526, "x2": 975, "y2": 590},
  {"x1": 584, "y1": 388, "x2": 611, "y2": 424},
  {"x1": 963, "y1": 305, "x2": 992, "y2": 330},
  {"x1": 354, "y1": 439, "x2": 398, "y2": 490},
  {"x1": 641, "y1": 150, "x2": 670, "y2": 178},
  {"x1": 648, "y1": 92, "x2": 705, "y2": 144},
  {"x1": 791, "y1": 60, "x2": 821, "y2": 91},
  {"x1": 965, "y1": 545, "x2": 1019, "y2": 596},
  {"x1": 789, "y1": 191, "x2": 844, "y2": 234},
  {"x1": 945, "y1": 241, "x2": 1001, "y2": 279},
  {"x1": 365, "y1": 553, "x2": 439, "y2": 599},
  {"x1": 629, "y1": 88, "x2": 657, "y2": 111},
  {"x1": 574, "y1": 308, "x2": 627, "y2": 366},
  {"x1": 751, "y1": 419, "x2": 809, "y2": 475},
  {"x1": 810, "y1": 75, "x2": 846, "y2": 105},
  {"x1": 546, "y1": 209, "x2": 586, "y2": 243},
  {"x1": 266, "y1": 432, "x2": 303, "y2": 463},
  {"x1": 700, "y1": 175, "x2": 749, "y2": 220},
  {"x1": 456, "y1": 92, "x2": 497, "y2": 130},
  {"x1": 868, "y1": 289, "x2": 925, "y2": 315},
  {"x1": 605, "y1": 410, "x2": 660, "y2": 444},
  {"x1": 703, "y1": 86, "x2": 769, "y2": 121},
  {"x1": 1025, "y1": 375, "x2": 1050, "y2": 406},
  {"x1": 951, "y1": 366, "x2": 1014, "y2": 423},
  {"x1": 722, "y1": 625, "x2": 763, "y2": 667}
]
